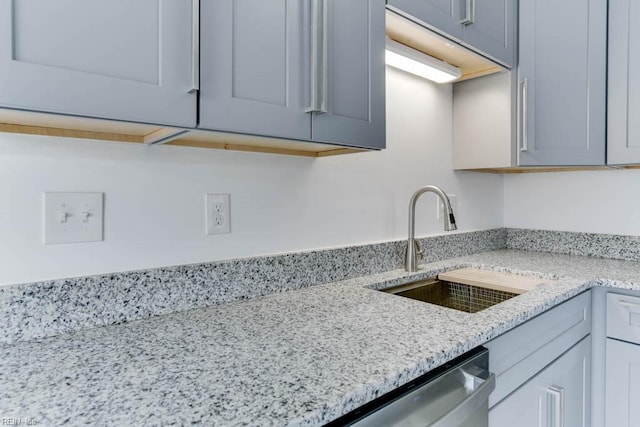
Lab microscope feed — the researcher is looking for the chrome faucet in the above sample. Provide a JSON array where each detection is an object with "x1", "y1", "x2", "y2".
[{"x1": 405, "y1": 186, "x2": 457, "y2": 272}]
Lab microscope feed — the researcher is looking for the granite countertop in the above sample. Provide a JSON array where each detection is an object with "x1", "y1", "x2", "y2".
[{"x1": 2, "y1": 249, "x2": 640, "y2": 426}]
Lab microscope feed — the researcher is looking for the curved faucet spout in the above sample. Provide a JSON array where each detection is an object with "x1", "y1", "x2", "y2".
[{"x1": 405, "y1": 185, "x2": 457, "y2": 272}]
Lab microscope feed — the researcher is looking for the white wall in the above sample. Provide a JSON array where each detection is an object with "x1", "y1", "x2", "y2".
[
  {"x1": 504, "y1": 170, "x2": 640, "y2": 235},
  {"x1": 0, "y1": 68, "x2": 504, "y2": 286}
]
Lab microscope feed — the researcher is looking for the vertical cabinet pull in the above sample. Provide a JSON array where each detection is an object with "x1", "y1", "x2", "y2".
[
  {"x1": 460, "y1": 0, "x2": 475, "y2": 25},
  {"x1": 306, "y1": 0, "x2": 328, "y2": 114},
  {"x1": 546, "y1": 385, "x2": 565, "y2": 427},
  {"x1": 188, "y1": 0, "x2": 200, "y2": 93},
  {"x1": 519, "y1": 78, "x2": 529, "y2": 152}
]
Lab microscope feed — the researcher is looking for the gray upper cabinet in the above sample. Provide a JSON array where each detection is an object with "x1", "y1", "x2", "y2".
[
  {"x1": 608, "y1": 0, "x2": 640, "y2": 165},
  {"x1": 517, "y1": 0, "x2": 606, "y2": 166},
  {"x1": 199, "y1": 0, "x2": 386, "y2": 150},
  {"x1": 461, "y1": 0, "x2": 515, "y2": 68},
  {"x1": 386, "y1": 0, "x2": 464, "y2": 40},
  {"x1": 311, "y1": 0, "x2": 386, "y2": 149},
  {"x1": 199, "y1": 0, "x2": 310, "y2": 141},
  {"x1": 0, "y1": 0, "x2": 196, "y2": 128},
  {"x1": 387, "y1": 0, "x2": 515, "y2": 67}
]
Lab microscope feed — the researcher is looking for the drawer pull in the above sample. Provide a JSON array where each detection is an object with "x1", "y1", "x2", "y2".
[
  {"x1": 306, "y1": 0, "x2": 328, "y2": 114},
  {"x1": 519, "y1": 78, "x2": 529, "y2": 152},
  {"x1": 188, "y1": 0, "x2": 200, "y2": 93},
  {"x1": 460, "y1": 0, "x2": 475, "y2": 25}
]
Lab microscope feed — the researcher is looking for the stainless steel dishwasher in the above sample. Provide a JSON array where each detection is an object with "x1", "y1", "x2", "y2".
[{"x1": 326, "y1": 347, "x2": 495, "y2": 427}]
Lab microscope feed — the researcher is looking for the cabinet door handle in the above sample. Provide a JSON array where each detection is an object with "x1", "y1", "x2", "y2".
[
  {"x1": 306, "y1": 0, "x2": 328, "y2": 114},
  {"x1": 460, "y1": 0, "x2": 475, "y2": 25},
  {"x1": 546, "y1": 385, "x2": 565, "y2": 427},
  {"x1": 519, "y1": 78, "x2": 529, "y2": 152},
  {"x1": 188, "y1": 0, "x2": 200, "y2": 93}
]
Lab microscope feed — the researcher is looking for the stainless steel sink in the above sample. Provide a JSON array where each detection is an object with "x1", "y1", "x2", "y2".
[{"x1": 381, "y1": 277, "x2": 517, "y2": 313}]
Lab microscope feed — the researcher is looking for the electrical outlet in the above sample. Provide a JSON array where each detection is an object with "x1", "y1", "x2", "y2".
[
  {"x1": 206, "y1": 194, "x2": 230, "y2": 235},
  {"x1": 436, "y1": 194, "x2": 457, "y2": 220}
]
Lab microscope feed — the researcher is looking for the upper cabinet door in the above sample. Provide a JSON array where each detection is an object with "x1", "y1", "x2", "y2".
[
  {"x1": 386, "y1": 0, "x2": 463, "y2": 40},
  {"x1": 0, "y1": 0, "x2": 196, "y2": 128},
  {"x1": 199, "y1": 0, "x2": 310, "y2": 141},
  {"x1": 608, "y1": 0, "x2": 640, "y2": 165},
  {"x1": 312, "y1": 0, "x2": 386, "y2": 149},
  {"x1": 517, "y1": 0, "x2": 606, "y2": 166},
  {"x1": 461, "y1": 0, "x2": 515, "y2": 67},
  {"x1": 387, "y1": 0, "x2": 515, "y2": 68}
]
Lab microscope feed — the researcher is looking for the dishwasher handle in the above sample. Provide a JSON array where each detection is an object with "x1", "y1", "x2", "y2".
[{"x1": 432, "y1": 372, "x2": 496, "y2": 427}]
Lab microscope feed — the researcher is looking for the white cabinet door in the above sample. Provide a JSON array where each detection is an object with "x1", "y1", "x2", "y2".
[
  {"x1": 517, "y1": 0, "x2": 606, "y2": 166},
  {"x1": 607, "y1": 0, "x2": 640, "y2": 165},
  {"x1": 311, "y1": 0, "x2": 386, "y2": 149},
  {"x1": 605, "y1": 338, "x2": 640, "y2": 427},
  {"x1": 0, "y1": 0, "x2": 196, "y2": 127},
  {"x1": 489, "y1": 336, "x2": 591, "y2": 427}
]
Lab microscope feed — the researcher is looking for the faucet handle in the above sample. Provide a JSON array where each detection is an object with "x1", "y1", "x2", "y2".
[{"x1": 414, "y1": 240, "x2": 424, "y2": 260}]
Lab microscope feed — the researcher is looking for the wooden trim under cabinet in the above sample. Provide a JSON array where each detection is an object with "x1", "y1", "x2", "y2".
[
  {"x1": 462, "y1": 166, "x2": 640, "y2": 173},
  {"x1": 0, "y1": 108, "x2": 367, "y2": 158}
]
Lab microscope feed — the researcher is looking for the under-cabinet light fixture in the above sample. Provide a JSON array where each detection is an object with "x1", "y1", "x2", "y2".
[{"x1": 385, "y1": 38, "x2": 462, "y2": 84}]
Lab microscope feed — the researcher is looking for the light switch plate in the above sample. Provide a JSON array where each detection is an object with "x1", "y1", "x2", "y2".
[
  {"x1": 43, "y1": 192, "x2": 104, "y2": 244},
  {"x1": 205, "y1": 193, "x2": 230, "y2": 235}
]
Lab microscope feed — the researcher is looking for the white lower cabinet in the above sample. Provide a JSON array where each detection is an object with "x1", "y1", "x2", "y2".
[
  {"x1": 604, "y1": 292, "x2": 640, "y2": 427},
  {"x1": 605, "y1": 338, "x2": 640, "y2": 427},
  {"x1": 481, "y1": 289, "x2": 640, "y2": 427},
  {"x1": 490, "y1": 336, "x2": 591, "y2": 427},
  {"x1": 483, "y1": 292, "x2": 591, "y2": 426}
]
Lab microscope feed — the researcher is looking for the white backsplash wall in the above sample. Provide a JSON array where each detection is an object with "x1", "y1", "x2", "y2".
[
  {"x1": 0, "y1": 68, "x2": 503, "y2": 286},
  {"x1": 504, "y1": 170, "x2": 640, "y2": 235}
]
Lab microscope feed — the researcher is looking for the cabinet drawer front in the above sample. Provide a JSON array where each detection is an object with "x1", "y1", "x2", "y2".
[
  {"x1": 487, "y1": 291, "x2": 590, "y2": 375},
  {"x1": 485, "y1": 291, "x2": 591, "y2": 406},
  {"x1": 607, "y1": 293, "x2": 640, "y2": 344}
]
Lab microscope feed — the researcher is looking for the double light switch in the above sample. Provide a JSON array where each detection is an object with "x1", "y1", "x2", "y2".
[{"x1": 43, "y1": 192, "x2": 104, "y2": 244}]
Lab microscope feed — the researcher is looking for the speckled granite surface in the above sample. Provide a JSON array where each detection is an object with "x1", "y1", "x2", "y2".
[
  {"x1": 506, "y1": 228, "x2": 640, "y2": 261},
  {"x1": 2, "y1": 249, "x2": 640, "y2": 426},
  {"x1": 0, "y1": 229, "x2": 506, "y2": 344}
]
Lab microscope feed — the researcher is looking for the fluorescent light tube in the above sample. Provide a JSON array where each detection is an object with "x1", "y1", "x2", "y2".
[{"x1": 385, "y1": 38, "x2": 462, "y2": 83}]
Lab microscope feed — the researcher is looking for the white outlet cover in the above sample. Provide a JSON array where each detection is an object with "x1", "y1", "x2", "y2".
[
  {"x1": 206, "y1": 193, "x2": 230, "y2": 235},
  {"x1": 43, "y1": 192, "x2": 104, "y2": 244}
]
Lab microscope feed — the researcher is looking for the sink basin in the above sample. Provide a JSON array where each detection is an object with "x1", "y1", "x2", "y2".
[
  {"x1": 381, "y1": 268, "x2": 553, "y2": 313},
  {"x1": 381, "y1": 277, "x2": 517, "y2": 313}
]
